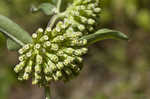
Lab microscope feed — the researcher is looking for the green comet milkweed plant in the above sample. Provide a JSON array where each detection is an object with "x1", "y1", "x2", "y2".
[{"x1": 0, "y1": 0, "x2": 128, "y2": 99}]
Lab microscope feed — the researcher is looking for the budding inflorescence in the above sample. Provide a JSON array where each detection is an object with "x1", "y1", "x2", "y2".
[{"x1": 14, "y1": 0, "x2": 101, "y2": 86}]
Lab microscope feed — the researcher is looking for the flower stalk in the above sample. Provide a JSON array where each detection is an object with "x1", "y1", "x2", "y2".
[{"x1": 45, "y1": 86, "x2": 51, "y2": 99}]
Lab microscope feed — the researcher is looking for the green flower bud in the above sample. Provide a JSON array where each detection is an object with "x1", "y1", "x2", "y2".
[
  {"x1": 56, "y1": 71, "x2": 62, "y2": 78},
  {"x1": 65, "y1": 68, "x2": 72, "y2": 75},
  {"x1": 51, "y1": 43, "x2": 59, "y2": 51},
  {"x1": 88, "y1": 18, "x2": 95, "y2": 25},
  {"x1": 36, "y1": 54, "x2": 43, "y2": 64},
  {"x1": 35, "y1": 64, "x2": 42, "y2": 73},
  {"x1": 32, "y1": 33, "x2": 38, "y2": 39},
  {"x1": 52, "y1": 36, "x2": 65, "y2": 43},
  {"x1": 18, "y1": 48, "x2": 25, "y2": 54},
  {"x1": 45, "y1": 76, "x2": 52, "y2": 82},
  {"x1": 94, "y1": 8, "x2": 101, "y2": 13},
  {"x1": 46, "y1": 53, "x2": 59, "y2": 63},
  {"x1": 78, "y1": 24, "x2": 85, "y2": 31},
  {"x1": 25, "y1": 60, "x2": 33, "y2": 73},
  {"x1": 63, "y1": 48, "x2": 75, "y2": 55},
  {"x1": 32, "y1": 79, "x2": 38, "y2": 85},
  {"x1": 23, "y1": 72, "x2": 29, "y2": 80},
  {"x1": 57, "y1": 62, "x2": 64, "y2": 70},
  {"x1": 26, "y1": 51, "x2": 32, "y2": 57},
  {"x1": 18, "y1": 55, "x2": 26, "y2": 61},
  {"x1": 14, "y1": 61, "x2": 25, "y2": 73}
]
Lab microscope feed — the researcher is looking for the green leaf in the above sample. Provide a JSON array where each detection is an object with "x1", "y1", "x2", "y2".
[
  {"x1": 81, "y1": 29, "x2": 128, "y2": 45},
  {"x1": 0, "y1": 15, "x2": 32, "y2": 51},
  {"x1": 32, "y1": 3, "x2": 56, "y2": 15},
  {"x1": 7, "y1": 39, "x2": 21, "y2": 51}
]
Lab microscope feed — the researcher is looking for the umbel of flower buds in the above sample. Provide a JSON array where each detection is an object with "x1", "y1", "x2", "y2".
[{"x1": 14, "y1": 0, "x2": 101, "y2": 86}]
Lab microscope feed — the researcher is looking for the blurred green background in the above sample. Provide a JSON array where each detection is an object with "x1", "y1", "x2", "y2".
[{"x1": 0, "y1": 0, "x2": 150, "y2": 99}]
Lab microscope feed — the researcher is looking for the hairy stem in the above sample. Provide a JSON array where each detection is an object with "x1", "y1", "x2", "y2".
[
  {"x1": 47, "y1": 12, "x2": 65, "y2": 28},
  {"x1": 57, "y1": 0, "x2": 62, "y2": 13},
  {"x1": 47, "y1": 0, "x2": 63, "y2": 28},
  {"x1": 45, "y1": 86, "x2": 51, "y2": 99}
]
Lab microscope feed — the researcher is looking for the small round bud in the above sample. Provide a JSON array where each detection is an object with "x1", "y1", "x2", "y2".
[
  {"x1": 56, "y1": 62, "x2": 64, "y2": 70},
  {"x1": 70, "y1": 64, "x2": 76, "y2": 69},
  {"x1": 43, "y1": 35, "x2": 49, "y2": 41},
  {"x1": 80, "y1": 16, "x2": 87, "y2": 23},
  {"x1": 23, "y1": 73, "x2": 29, "y2": 80},
  {"x1": 44, "y1": 41, "x2": 51, "y2": 48},
  {"x1": 36, "y1": 54, "x2": 43, "y2": 64},
  {"x1": 88, "y1": 19, "x2": 95, "y2": 25},
  {"x1": 25, "y1": 60, "x2": 33, "y2": 73},
  {"x1": 35, "y1": 73, "x2": 41, "y2": 80},
  {"x1": 44, "y1": 66, "x2": 51, "y2": 74},
  {"x1": 56, "y1": 71, "x2": 62, "y2": 78},
  {"x1": 78, "y1": 24, "x2": 85, "y2": 31},
  {"x1": 26, "y1": 51, "x2": 32, "y2": 57},
  {"x1": 51, "y1": 43, "x2": 59, "y2": 51},
  {"x1": 25, "y1": 66, "x2": 32, "y2": 73},
  {"x1": 79, "y1": 5, "x2": 86, "y2": 10},
  {"x1": 65, "y1": 68, "x2": 72, "y2": 75},
  {"x1": 94, "y1": 8, "x2": 101, "y2": 13},
  {"x1": 46, "y1": 27, "x2": 52, "y2": 32},
  {"x1": 89, "y1": 27, "x2": 94, "y2": 31},
  {"x1": 50, "y1": 63, "x2": 57, "y2": 71},
  {"x1": 18, "y1": 48, "x2": 24, "y2": 54},
  {"x1": 32, "y1": 79, "x2": 38, "y2": 85},
  {"x1": 35, "y1": 64, "x2": 42, "y2": 73},
  {"x1": 75, "y1": 57, "x2": 83, "y2": 63},
  {"x1": 53, "y1": 36, "x2": 65, "y2": 42},
  {"x1": 63, "y1": 48, "x2": 75, "y2": 55},
  {"x1": 86, "y1": 10, "x2": 93, "y2": 16},
  {"x1": 88, "y1": 4, "x2": 95, "y2": 9},
  {"x1": 23, "y1": 44, "x2": 30, "y2": 50},
  {"x1": 56, "y1": 27, "x2": 61, "y2": 32},
  {"x1": 79, "y1": 39, "x2": 87, "y2": 46},
  {"x1": 32, "y1": 33, "x2": 38, "y2": 39},
  {"x1": 14, "y1": 61, "x2": 25, "y2": 73},
  {"x1": 56, "y1": 50, "x2": 64, "y2": 57},
  {"x1": 38, "y1": 28, "x2": 44, "y2": 33},
  {"x1": 34, "y1": 44, "x2": 41, "y2": 49},
  {"x1": 18, "y1": 55, "x2": 26, "y2": 61}
]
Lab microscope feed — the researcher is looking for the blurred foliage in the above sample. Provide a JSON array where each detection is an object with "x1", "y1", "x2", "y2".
[{"x1": 0, "y1": 0, "x2": 150, "y2": 99}]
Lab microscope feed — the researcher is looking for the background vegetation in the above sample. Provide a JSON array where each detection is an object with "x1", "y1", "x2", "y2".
[{"x1": 0, "y1": 0, "x2": 150, "y2": 99}]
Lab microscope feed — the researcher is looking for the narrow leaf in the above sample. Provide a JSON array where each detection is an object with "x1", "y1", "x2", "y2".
[
  {"x1": 81, "y1": 29, "x2": 128, "y2": 45},
  {"x1": 0, "y1": 15, "x2": 32, "y2": 51},
  {"x1": 32, "y1": 3, "x2": 56, "y2": 15}
]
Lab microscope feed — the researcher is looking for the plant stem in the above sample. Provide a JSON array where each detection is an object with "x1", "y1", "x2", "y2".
[
  {"x1": 57, "y1": 0, "x2": 62, "y2": 13},
  {"x1": 45, "y1": 86, "x2": 51, "y2": 99},
  {"x1": 47, "y1": 0, "x2": 63, "y2": 28},
  {"x1": 47, "y1": 12, "x2": 65, "y2": 28}
]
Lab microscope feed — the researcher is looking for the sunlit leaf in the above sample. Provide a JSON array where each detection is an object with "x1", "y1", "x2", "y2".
[
  {"x1": 0, "y1": 15, "x2": 32, "y2": 51},
  {"x1": 81, "y1": 29, "x2": 128, "y2": 46}
]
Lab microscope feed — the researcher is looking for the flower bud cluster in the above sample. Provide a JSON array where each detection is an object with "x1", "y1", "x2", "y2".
[{"x1": 14, "y1": 0, "x2": 101, "y2": 86}]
